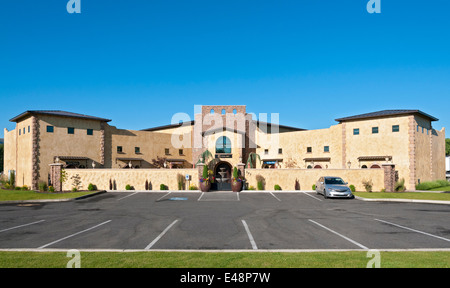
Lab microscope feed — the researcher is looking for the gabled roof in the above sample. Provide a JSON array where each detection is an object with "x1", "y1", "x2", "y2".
[
  {"x1": 9, "y1": 110, "x2": 111, "y2": 123},
  {"x1": 335, "y1": 110, "x2": 438, "y2": 123}
]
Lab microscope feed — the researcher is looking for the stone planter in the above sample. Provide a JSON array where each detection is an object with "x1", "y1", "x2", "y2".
[
  {"x1": 231, "y1": 180, "x2": 243, "y2": 192},
  {"x1": 199, "y1": 180, "x2": 211, "y2": 192}
]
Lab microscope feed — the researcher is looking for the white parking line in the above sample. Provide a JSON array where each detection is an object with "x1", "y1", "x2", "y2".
[
  {"x1": 375, "y1": 219, "x2": 450, "y2": 243},
  {"x1": 241, "y1": 220, "x2": 258, "y2": 250},
  {"x1": 197, "y1": 192, "x2": 205, "y2": 201},
  {"x1": 38, "y1": 220, "x2": 112, "y2": 249},
  {"x1": 0, "y1": 220, "x2": 46, "y2": 233},
  {"x1": 301, "y1": 192, "x2": 323, "y2": 202},
  {"x1": 145, "y1": 220, "x2": 179, "y2": 250},
  {"x1": 308, "y1": 219, "x2": 369, "y2": 249},
  {"x1": 269, "y1": 192, "x2": 281, "y2": 202},
  {"x1": 156, "y1": 192, "x2": 171, "y2": 201},
  {"x1": 117, "y1": 192, "x2": 139, "y2": 201}
]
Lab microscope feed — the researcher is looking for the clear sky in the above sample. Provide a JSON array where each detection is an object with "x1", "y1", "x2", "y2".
[{"x1": 1, "y1": 0, "x2": 449, "y2": 138}]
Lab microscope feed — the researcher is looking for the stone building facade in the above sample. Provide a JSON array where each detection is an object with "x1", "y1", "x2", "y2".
[{"x1": 3, "y1": 107, "x2": 446, "y2": 191}]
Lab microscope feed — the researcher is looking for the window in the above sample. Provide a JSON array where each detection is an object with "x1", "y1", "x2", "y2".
[
  {"x1": 264, "y1": 149, "x2": 269, "y2": 155},
  {"x1": 179, "y1": 149, "x2": 184, "y2": 155},
  {"x1": 392, "y1": 125, "x2": 400, "y2": 132},
  {"x1": 307, "y1": 147, "x2": 312, "y2": 153},
  {"x1": 47, "y1": 126, "x2": 54, "y2": 133},
  {"x1": 165, "y1": 148, "x2": 170, "y2": 155},
  {"x1": 221, "y1": 109, "x2": 226, "y2": 115},
  {"x1": 68, "y1": 127, "x2": 75, "y2": 134},
  {"x1": 278, "y1": 148, "x2": 283, "y2": 154},
  {"x1": 87, "y1": 129, "x2": 93, "y2": 136},
  {"x1": 23, "y1": 127, "x2": 25, "y2": 134},
  {"x1": 28, "y1": 126, "x2": 30, "y2": 133},
  {"x1": 117, "y1": 146, "x2": 123, "y2": 153},
  {"x1": 19, "y1": 129, "x2": 21, "y2": 136},
  {"x1": 215, "y1": 136, "x2": 231, "y2": 154},
  {"x1": 372, "y1": 127, "x2": 379, "y2": 134},
  {"x1": 353, "y1": 128, "x2": 360, "y2": 135},
  {"x1": 422, "y1": 127, "x2": 424, "y2": 133},
  {"x1": 324, "y1": 146, "x2": 330, "y2": 153},
  {"x1": 135, "y1": 147, "x2": 140, "y2": 154},
  {"x1": 417, "y1": 125, "x2": 419, "y2": 132}
]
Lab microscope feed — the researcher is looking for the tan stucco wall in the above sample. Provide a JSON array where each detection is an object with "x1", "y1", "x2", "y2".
[
  {"x1": 63, "y1": 168, "x2": 198, "y2": 191},
  {"x1": 106, "y1": 125, "x2": 193, "y2": 169},
  {"x1": 37, "y1": 115, "x2": 104, "y2": 186},
  {"x1": 245, "y1": 168, "x2": 385, "y2": 192},
  {"x1": 3, "y1": 128, "x2": 17, "y2": 180}
]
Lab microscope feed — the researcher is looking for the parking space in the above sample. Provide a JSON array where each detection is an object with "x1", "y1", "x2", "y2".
[{"x1": 0, "y1": 191, "x2": 449, "y2": 251}]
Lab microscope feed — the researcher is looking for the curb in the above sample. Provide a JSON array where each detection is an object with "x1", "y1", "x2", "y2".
[
  {"x1": 0, "y1": 191, "x2": 107, "y2": 205},
  {"x1": 355, "y1": 196, "x2": 450, "y2": 205}
]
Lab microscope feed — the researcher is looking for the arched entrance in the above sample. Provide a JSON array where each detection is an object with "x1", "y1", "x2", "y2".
[{"x1": 213, "y1": 161, "x2": 232, "y2": 191}]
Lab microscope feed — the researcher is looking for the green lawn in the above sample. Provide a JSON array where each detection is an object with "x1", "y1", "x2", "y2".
[
  {"x1": 0, "y1": 251, "x2": 448, "y2": 268},
  {"x1": 0, "y1": 189, "x2": 93, "y2": 201},
  {"x1": 354, "y1": 192, "x2": 450, "y2": 201}
]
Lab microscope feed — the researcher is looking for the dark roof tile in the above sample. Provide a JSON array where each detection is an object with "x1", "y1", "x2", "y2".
[{"x1": 335, "y1": 110, "x2": 438, "y2": 123}]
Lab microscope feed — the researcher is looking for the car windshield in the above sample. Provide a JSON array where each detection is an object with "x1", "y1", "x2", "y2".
[{"x1": 325, "y1": 177, "x2": 345, "y2": 185}]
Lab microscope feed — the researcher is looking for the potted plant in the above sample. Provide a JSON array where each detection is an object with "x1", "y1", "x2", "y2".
[
  {"x1": 231, "y1": 167, "x2": 243, "y2": 192},
  {"x1": 199, "y1": 165, "x2": 211, "y2": 192}
]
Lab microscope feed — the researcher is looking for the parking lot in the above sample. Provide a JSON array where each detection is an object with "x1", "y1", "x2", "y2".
[{"x1": 0, "y1": 191, "x2": 449, "y2": 251}]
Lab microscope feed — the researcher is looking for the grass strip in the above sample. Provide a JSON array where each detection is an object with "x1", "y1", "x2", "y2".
[
  {"x1": 354, "y1": 192, "x2": 450, "y2": 201},
  {"x1": 0, "y1": 251, "x2": 448, "y2": 268},
  {"x1": 0, "y1": 189, "x2": 93, "y2": 201}
]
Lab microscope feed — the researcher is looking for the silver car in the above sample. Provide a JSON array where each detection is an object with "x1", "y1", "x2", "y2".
[{"x1": 316, "y1": 176, "x2": 354, "y2": 199}]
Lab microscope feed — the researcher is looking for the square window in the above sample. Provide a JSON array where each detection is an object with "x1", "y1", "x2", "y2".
[
  {"x1": 372, "y1": 127, "x2": 379, "y2": 134},
  {"x1": 135, "y1": 147, "x2": 140, "y2": 154},
  {"x1": 278, "y1": 148, "x2": 283, "y2": 154},
  {"x1": 47, "y1": 126, "x2": 54, "y2": 133},
  {"x1": 392, "y1": 125, "x2": 400, "y2": 132},
  {"x1": 324, "y1": 146, "x2": 330, "y2": 153},
  {"x1": 165, "y1": 148, "x2": 170, "y2": 155},
  {"x1": 117, "y1": 146, "x2": 123, "y2": 153},
  {"x1": 264, "y1": 149, "x2": 269, "y2": 155},
  {"x1": 87, "y1": 129, "x2": 93, "y2": 136},
  {"x1": 307, "y1": 147, "x2": 312, "y2": 153},
  {"x1": 353, "y1": 128, "x2": 360, "y2": 135},
  {"x1": 68, "y1": 127, "x2": 75, "y2": 134},
  {"x1": 179, "y1": 149, "x2": 184, "y2": 155}
]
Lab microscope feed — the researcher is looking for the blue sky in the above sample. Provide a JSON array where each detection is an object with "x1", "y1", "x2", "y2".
[{"x1": 1, "y1": 0, "x2": 449, "y2": 138}]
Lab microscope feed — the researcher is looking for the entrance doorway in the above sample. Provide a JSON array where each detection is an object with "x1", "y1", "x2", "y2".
[{"x1": 213, "y1": 161, "x2": 232, "y2": 191}]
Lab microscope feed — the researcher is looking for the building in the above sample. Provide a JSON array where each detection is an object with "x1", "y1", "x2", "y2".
[{"x1": 3, "y1": 106, "x2": 446, "y2": 191}]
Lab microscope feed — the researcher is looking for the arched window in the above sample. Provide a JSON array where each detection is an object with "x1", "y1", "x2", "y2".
[
  {"x1": 361, "y1": 165, "x2": 368, "y2": 169},
  {"x1": 314, "y1": 165, "x2": 322, "y2": 169},
  {"x1": 370, "y1": 164, "x2": 381, "y2": 169},
  {"x1": 216, "y1": 136, "x2": 231, "y2": 154}
]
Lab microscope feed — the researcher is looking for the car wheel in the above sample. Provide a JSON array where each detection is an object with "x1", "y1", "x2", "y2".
[{"x1": 323, "y1": 190, "x2": 327, "y2": 199}]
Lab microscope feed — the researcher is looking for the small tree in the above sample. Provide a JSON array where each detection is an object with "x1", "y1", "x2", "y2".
[
  {"x1": 71, "y1": 174, "x2": 82, "y2": 191},
  {"x1": 362, "y1": 179, "x2": 373, "y2": 192}
]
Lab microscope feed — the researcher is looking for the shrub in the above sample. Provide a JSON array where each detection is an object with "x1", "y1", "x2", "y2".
[
  {"x1": 248, "y1": 186, "x2": 256, "y2": 190},
  {"x1": 48, "y1": 186, "x2": 55, "y2": 192},
  {"x1": 125, "y1": 184, "x2": 134, "y2": 190},
  {"x1": 72, "y1": 187, "x2": 78, "y2": 192},
  {"x1": 88, "y1": 183, "x2": 97, "y2": 191},
  {"x1": 21, "y1": 185, "x2": 29, "y2": 191},
  {"x1": 177, "y1": 174, "x2": 185, "y2": 190},
  {"x1": 15, "y1": 186, "x2": 21, "y2": 190},
  {"x1": 9, "y1": 171, "x2": 15, "y2": 187},
  {"x1": 362, "y1": 179, "x2": 373, "y2": 192},
  {"x1": 349, "y1": 185, "x2": 356, "y2": 192},
  {"x1": 160, "y1": 184, "x2": 168, "y2": 190},
  {"x1": 189, "y1": 185, "x2": 198, "y2": 190},
  {"x1": 312, "y1": 184, "x2": 316, "y2": 190},
  {"x1": 415, "y1": 180, "x2": 449, "y2": 191},
  {"x1": 274, "y1": 184, "x2": 281, "y2": 190},
  {"x1": 202, "y1": 165, "x2": 208, "y2": 179},
  {"x1": 38, "y1": 181, "x2": 48, "y2": 192},
  {"x1": 256, "y1": 175, "x2": 265, "y2": 190},
  {"x1": 394, "y1": 178, "x2": 406, "y2": 192},
  {"x1": 295, "y1": 179, "x2": 300, "y2": 190}
]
